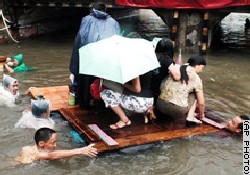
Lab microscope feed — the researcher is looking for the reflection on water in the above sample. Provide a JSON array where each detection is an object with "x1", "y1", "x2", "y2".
[{"x1": 0, "y1": 10, "x2": 249, "y2": 175}]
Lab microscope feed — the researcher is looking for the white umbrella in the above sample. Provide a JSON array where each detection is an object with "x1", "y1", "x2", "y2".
[{"x1": 79, "y1": 35, "x2": 159, "y2": 84}]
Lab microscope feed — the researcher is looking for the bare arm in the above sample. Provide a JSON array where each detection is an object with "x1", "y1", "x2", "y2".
[
  {"x1": 36, "y1": 144, "x2": 98, "y2": 160},
  {"x1": 123, "y1": 77, "x2": 141, "y2": 93},
  {"x1": 196, "y1": 90, "x2": 205, "y2": 119},
  {"x1": 168, "y1": 63, "x2": 181, "y2": 81},
  {"x1": 4, "y1": 63, "x2": 14, "y2": 73}
]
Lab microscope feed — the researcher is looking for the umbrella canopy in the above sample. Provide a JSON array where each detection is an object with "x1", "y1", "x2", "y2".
[{"x1": 79, "y1": 35, "x2": 160, "y2": 84}]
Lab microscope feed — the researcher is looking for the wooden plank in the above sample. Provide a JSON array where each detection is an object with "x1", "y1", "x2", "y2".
[
  {"x1": 59, "y1": 108, "x2": 100, "y2": 142},
  {"x1": 93, "y1": 124, "x2": 219, "y2": 152},
  {"x1": 29, "y1": 85, "x2": 76, "y2": 111},
  {"x1": 59, "y1": 107, "x2": 219, "y2": 152},
  {"x1": 88, "y1": 124, "x2": 119, "y2": 146},
  {"x1": 30, "y1": 85, "x2": 220, "y2": 153}
]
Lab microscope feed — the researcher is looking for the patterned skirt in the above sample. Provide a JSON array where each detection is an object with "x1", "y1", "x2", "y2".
[{"x1": 100, "y1": 89, "x2": 153, "y2": 113}]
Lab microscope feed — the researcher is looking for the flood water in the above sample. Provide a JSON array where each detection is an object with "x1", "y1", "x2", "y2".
[{"x1": 0, "y1": 10, "x2": 249, "y2": 175}]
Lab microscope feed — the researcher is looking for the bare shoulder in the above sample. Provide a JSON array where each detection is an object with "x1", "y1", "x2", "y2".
[{"x1": 15, "y1": 145, "x2": 38, "y2": 164}]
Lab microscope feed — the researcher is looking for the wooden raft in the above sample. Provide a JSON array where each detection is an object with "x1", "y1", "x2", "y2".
[
  {"x1": 30, "y1": 86, "x2": 220, "y2": 153},
  {"x1": 29, "y1": 85, "x2": 75, "y2": 111}
]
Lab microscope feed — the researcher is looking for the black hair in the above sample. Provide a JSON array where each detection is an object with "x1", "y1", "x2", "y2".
[
  {"x1": 187, "y1": 55, "x2": 207, "y2": 67},
  {"x1": 35, "y1": 128, "x2": 56, "y2": 145},
  {"x1": 155, "y1": 38, "x2": 174, "y2": 59},
  {"x1": 180, "y1": 55, "x2": 206, "y2": 84},
  {"x1": 180, "y1": 65, "x2": 189, "y2": 84},
  {"x1": 237, "y1": 114, "x2": 250, "y2": 131},
  {"x1": 92, "y1": 2, "x2": 106, "y2": 12}
]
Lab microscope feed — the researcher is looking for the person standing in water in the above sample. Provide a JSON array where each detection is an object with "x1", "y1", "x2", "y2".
[
  {"x1": 203, "y1": 114, "x2": 250, "y2": 134},
  {"x1": 4, "y1": 54, "x2": 33, "y2": 73},
  {"x1": 15, "y1": 99, "x2": 55, "y2": 130},
  {"x1": 69, "y1": 2, "x2": 121, "y2": 109}
]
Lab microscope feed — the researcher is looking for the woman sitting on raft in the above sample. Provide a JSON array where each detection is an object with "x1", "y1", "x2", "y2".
[
  {"x1": 15, "y1": 99, "x2": 55, "y2": 130},
  {"x1": 156, "y1": 55, "x2": 206, "y2": 125},
  {"x1": 100, "y1": 32, "x2": 156, "y2": 129},
  {"x1": 101, "y1": 69, "x2": 155, "y2": 129},
  {"x1": 0, "y1": 74, "x2": 20, "y2": 107},
  {"x1": 4, "y1": 54, "x2": 33, "y2": 73}
]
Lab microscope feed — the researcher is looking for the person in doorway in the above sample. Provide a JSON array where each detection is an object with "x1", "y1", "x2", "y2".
[
  {"x1": 15, "y1": 127, "x2": 98, "y2": 164},
  {"x1": 245, "y1": 18, "x2": 250, "y2": 32},
  {"x1": 69, "y1": 2, "x2": 121, "y2": 110},
  {"x1": 156, "y1": 55, "x2": 206, "y2": 125},
  {"x1": 4, "y1": 54, "x2": 33, "y2": 73},
  {"x1": 15, "y1": 99, "x2": 55, "y2": 130},
  {"x1": 0, "y1": 74, "x2": 20, "y2": 107}
]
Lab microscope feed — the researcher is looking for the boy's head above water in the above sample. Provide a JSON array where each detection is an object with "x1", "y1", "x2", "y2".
[{"x1": 35, "y1": 128, "x2": 57, "y2": 150}]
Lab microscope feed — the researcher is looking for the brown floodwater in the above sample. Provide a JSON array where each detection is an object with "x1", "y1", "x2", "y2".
[{"x1": 0, "y1": 10, "x2": 249, "y2": 175}]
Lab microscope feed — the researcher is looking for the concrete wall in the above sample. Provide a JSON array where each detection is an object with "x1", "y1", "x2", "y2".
[
  {"x1": 0, "y1": 7, "x2": 88, "y2": 44},
  {"x1": 155, "y1": 9, "x2": 228, "y2": 54},
  {"x1": 1, "y1": 3, "x2": 229, "y2": 51}
]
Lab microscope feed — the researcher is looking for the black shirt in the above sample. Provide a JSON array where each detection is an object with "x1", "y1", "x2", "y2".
[{"x1": 123, "y1": 71, "x2": 153, "y2": 98}]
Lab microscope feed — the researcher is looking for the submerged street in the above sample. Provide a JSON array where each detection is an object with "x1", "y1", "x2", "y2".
[{"x1": 0, "y1": 11, "x2": 249, "y2": 175}]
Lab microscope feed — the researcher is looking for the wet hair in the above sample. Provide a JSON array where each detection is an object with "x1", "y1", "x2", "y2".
[
  {"x1": 180, "y1": 64, "x2": 189, "y2": 84},
  {"x1": 35, "y1": 128, "x2": 56, "y2": 145},
  {"x1": 92, "y1": 2, "x2": 106, "y2": 12},
  {"x1": 155, "y1": 38, "x2": 174, "y2": 59},
  {"x1": 237, "y1": 114, "x2": 250, "y2": 131},
  {"x1": 180, "y1": 55, "x2": 207, "y2": 84}
]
